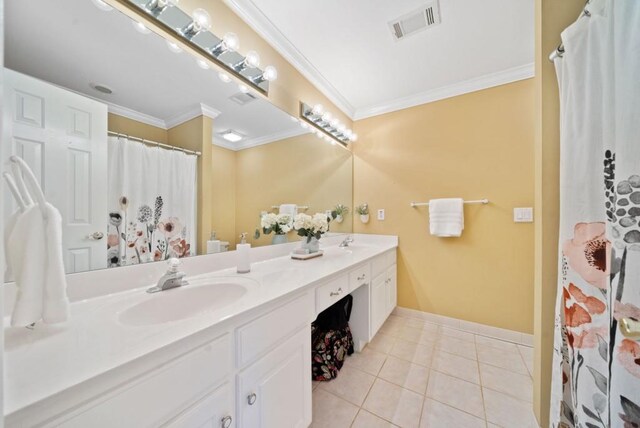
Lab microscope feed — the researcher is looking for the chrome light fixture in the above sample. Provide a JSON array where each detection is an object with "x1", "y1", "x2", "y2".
[
  {"x1": 210, "y1": 32, "x2": 239, "y2": 56},
  {"x1": 144, "y1": 0, "x2": 178, "y2": 17},
  {"x1": 299, "y1": 102, "x2": 355, "y2": 146},
  {"x1": 180, "y1": 8, "x2": 211, "y2": 39},
  {"x1": 122, "y1": 0, "x2": 275, "y2": 94}
]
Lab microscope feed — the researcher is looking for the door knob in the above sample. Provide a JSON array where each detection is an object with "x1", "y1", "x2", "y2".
[
  {"x1": 87, "y1": 231, "x2": 104, "y2": 240},
  {"x1": 247, "y1": 392, "x2": 257, "y2": 405}
]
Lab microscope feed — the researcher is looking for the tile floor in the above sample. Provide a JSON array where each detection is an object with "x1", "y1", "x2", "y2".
[{"x1": 310, "y1": 314, "x2": 539, "y2": 428}]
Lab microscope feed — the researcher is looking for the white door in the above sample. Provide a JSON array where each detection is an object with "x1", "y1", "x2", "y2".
[
  {"x1": 237, "y1": 327, "x2": 311, "y2": 428},
  {"x1": 3, "y1": 69, "x2": 108, "y2": 273}
]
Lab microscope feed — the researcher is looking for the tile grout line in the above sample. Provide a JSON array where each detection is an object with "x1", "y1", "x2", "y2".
[{"x1": 474, "y1": 333, "x2": 490, "y2": 426}]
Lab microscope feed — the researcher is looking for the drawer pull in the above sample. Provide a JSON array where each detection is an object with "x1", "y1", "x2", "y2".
[
  {"x1": 248, "y1": 392, "x2": 257, "y2": 405},
  {"x1": 221, "y1": 415, "x2": 233, "y2": 428},
  {"x1": 357, "y1": 274, "x2": 366, "y2": 281},
  {"x1": 330, "y1": 287, "x2": 343, "y2": 297}
]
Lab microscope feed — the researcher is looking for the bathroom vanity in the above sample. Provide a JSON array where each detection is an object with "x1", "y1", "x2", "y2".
[{"x1": 4, "y1": 234, "x2": 397, "y2": 427}]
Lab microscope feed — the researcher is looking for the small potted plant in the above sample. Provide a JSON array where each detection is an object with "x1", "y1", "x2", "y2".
[
  {"x1": 293, "y1": 212, "x2": 332, "y2": 253},
  {"x1": 333, "y1": 204, "x2": 349, "y2": 223},
  {"x1": 356, "y1": 203, "x2": 369, "y2": 224},
  {"x1": 261, "y1": 213, "x2": 293, "y2": 245}
]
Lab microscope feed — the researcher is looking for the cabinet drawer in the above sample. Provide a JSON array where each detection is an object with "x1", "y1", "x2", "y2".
[
  {"x1": 371, "y1": 253, "x2": 388, "y2": 278},
  {"x1": 349, "y1": 263, "x2": 370, "y2": 292},
  {"x1": 237, "y1": 291, "x2": 313, "y2": 367},
  {"x1": 386, "y1": 249, "x2": 397, "y2": 266},
  {"x1": 57, "y1": 334, "x2": 231, "y2": 428},
  {"x1": 315, "y1": 274, "x2": 349, "y2": 313},
  {"x1": 164, "y1": 383, "x2": 234, "y2": 428}
]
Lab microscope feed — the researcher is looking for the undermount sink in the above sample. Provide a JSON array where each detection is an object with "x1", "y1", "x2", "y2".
[{"x1": 119, "y1": 279, "x2": 251, "y2": 327}]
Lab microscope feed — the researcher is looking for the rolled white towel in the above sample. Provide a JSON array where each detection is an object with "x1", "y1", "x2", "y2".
[{"x1": 279, "y1": 204, "x2": 298, "y2": 218}]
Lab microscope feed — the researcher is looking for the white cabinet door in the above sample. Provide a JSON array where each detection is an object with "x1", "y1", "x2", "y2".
[
  {"x1": 371, "y1": 273, "x2": 387, "y2": 336},
  {"x1": 237, "y1": 326, "x2": 311, "y2": 428},
  {"x1": 3, "y1": 69, "x2": 108, "y2": 274},
  {"x1": 386, "y1": 264, "x2": 397, "y2": 317},
  {"x1": 164, "y1": 383, "x2": 234, "y2": 428}
]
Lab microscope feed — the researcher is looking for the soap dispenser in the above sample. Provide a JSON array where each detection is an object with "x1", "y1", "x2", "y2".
[
  {"x1": 236, "y1": 232, "x2": 251, "y2": 274},
  {"x1": 206, "y1": 231, "x2": 221, "y2": 254}
]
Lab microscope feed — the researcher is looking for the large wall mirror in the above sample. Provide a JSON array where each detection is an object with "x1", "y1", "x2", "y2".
[{"x1": 2, "y1": 0, "x2": 353, "y2": 276}]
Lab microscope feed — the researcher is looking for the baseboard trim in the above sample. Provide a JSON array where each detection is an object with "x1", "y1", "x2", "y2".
[{"x1": 392, "y1": 306, "x2": 533, "y2": 347}]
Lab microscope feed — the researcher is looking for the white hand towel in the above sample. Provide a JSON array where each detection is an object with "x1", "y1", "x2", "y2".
[
  {"x1": 279, "y1": 204, "x2": 298, "y2": 218},
  {"x1": 429, "y1": 198, "x2": 464, "y2": 237},
  {"x1": 7, "y1": 203, "x2": 70, "y2": 326}
]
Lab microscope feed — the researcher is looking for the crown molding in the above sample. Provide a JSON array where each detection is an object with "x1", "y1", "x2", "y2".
[
  {"x1": 165, "y1": 103, "x2": 222, "y2": 129},
  {"x1": 212, "y1": 127, "x2": 309, "y2": 151},
  {"x1": 222, "y1": 0, "x2": 356, "y2": 119},
  {"x1": 352, "y1": 63, "x2": 535, "y2": 120},
  {"x1": 106, "y1": 102, "x2": 167, "y2": 129}
]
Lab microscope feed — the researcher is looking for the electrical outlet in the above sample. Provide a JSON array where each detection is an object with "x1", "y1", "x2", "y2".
[{"x1": 377, "y1": 209, "x2": 385, "y2": 221}]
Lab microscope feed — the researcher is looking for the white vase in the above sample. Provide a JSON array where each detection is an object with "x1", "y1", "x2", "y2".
[
  {"x1": 271, "y1": 234, "x2": 288, "y2": 245},
  {"x1": 335, "y1": 214, "x2": 344, "y2": 223},
  {"x1": 360, "y1": 214, "x2": 369, "y2": 224},
  {"x1": 300, "y1": 236, "x2": 320, "y2": 253}
]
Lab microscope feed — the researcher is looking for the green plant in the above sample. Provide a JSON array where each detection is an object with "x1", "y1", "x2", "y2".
[
  {"x1": 334, "y1": 204, "x2": 349, "y2": 216},
  {"x1": 356, "y1": 203, "x2": 369, "y2": 215}
]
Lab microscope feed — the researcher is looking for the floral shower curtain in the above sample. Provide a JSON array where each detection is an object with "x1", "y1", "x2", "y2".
[
  {"x1": 106, "y1": 136, "x2": 197, "y2": 267},
  {"x1": 551, "y1": 0, "x2": 640, "y2": 427}
]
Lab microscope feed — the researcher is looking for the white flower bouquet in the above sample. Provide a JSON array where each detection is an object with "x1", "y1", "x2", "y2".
[
  {"x1": 293, "y1": 212, "x2": 332, "y2": 242},
  {"x1": 261, "y1": 213, "x2": 293, "y2": 235}
]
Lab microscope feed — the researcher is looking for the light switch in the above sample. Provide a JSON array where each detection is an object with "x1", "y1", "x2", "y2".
[
  {"x1": 377, "y1": 209, "x2": 385, "y2": 221},
  {"x1": 514, "y1": 207, "x2": 533, "y2": 223}
]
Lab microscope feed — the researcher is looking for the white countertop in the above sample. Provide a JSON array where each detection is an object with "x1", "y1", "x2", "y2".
[{"x1": 4, "y1": 234, "x2": 397, "y2": 417}]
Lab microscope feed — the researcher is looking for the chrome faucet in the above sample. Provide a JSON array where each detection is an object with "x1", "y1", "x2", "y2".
[
  {"x1": 147, "y1": 258, "x2": 187, "y2": 293},
  {"x1": 339, "y1": 236, "x2": 354, "y2": 247}
]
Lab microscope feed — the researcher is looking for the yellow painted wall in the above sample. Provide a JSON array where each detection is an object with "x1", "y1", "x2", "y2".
[
  {"x1": 533, "y1": 0, "x2": 583, "y2": 425},
  {"x1": 236, "y1": 134, "x2": 353, "y2": 247},
  {"x1": 211, "y1": 145, "x2": 237, "y2": 249},
  {"x1": 353, "y1": 79, "x2": 535, "y2": 334},
  {"x1": 108, "y1": 113, "x2": 168, "y2": 143}
]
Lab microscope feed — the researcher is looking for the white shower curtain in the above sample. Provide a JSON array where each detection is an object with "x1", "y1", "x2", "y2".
[
  {"x1": 551, "y1": 0, "x2": 640, "y2": 427},
  {"x1": 107, "y1": 136, "x2": 197, "y2": 267}
]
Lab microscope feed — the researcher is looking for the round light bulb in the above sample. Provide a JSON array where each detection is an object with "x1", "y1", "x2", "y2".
[
  {"x1": 338, "y1": 124, "x2": 347, "y2": 134},
  {"x1": 244, "y1": 50, "x2": 261, "y2": 68},
  {"x1": 262, "y1": 65, "x2": 278, "y2": 82},
  {"x1": 91, "y1": 0, "x2": 113, "y2": 11},
  {"x1": 218, "y1": 72, "x2": 231, "y2": 83},
  {"x1": 133, "y1": 21, "x2": 151, "y2": 34},
  {"x1": 322, "y1": 112, "x2": 333, "y2": 123},
  {"x1": 300, "y1": 122, "x2": 309, "y2": 130},
  {"x1": 344, "y1": 129, "x2": 354, "y2": 139},
  {"x1": 351, "y1": 133, "x2": 358, "y2": 142},
  {"x1": 196, "y1": 59, "x2": 210, "y2": 69},
  {"x1": 192, "y1": 8, "x2": 212, "y2": 32},
  {"x1": 238, "y1": 83, "x2": 250, "y2": 94},
  {"x1": 312, "y1": 104, "x2": 324, "y2": 116},
  {"x1": 222, "y1": 32, "x2": 240, "y2": 52},
  {"x1": 330, "y1": 118, "x2": 340, "y2": 128},
  {"x1": 166, "y1": 40, "x2": 182, "y2": 53}
]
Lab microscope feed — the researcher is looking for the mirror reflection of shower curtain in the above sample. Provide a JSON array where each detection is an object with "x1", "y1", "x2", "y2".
[{"x1": 106, "y1": 136, "x2": 197, "y2": 267}]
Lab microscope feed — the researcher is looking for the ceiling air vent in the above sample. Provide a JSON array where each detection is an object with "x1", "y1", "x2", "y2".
[
  {"x1": 229, "y1": 91, "x2": 257, "y2": 106},
  {"x1": 389, "y1": 1, "x2": 442, "y2": 41}
]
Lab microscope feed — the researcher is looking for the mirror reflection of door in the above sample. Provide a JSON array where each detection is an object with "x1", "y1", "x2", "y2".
[{"x1": 3, "y1": 69, "x2": 108, "y2": 274}]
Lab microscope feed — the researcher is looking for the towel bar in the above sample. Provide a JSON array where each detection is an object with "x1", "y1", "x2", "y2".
[
  {"x1": 271, "y1": 205, "x2": 309, "y2": 211},
  {"x1": 410, "y1": 199, "x2": 489, "y2": 207}
]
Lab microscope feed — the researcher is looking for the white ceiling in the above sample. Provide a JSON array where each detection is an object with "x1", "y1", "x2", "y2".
[
  {"x1": 5, "y1": 0, "x2": 305, "y2": 149},
  {"x1": 224, "y1": 0, "x2": 535, "y2": 119}
]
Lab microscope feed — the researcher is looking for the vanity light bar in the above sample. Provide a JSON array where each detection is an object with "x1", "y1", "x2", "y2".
[
  {"x1": 115, "y1": 0, "x2": 277, "y2": 94},
  {"x1": 299, "y1": 102, "x2": 356, "y2": 147}
]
